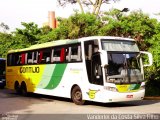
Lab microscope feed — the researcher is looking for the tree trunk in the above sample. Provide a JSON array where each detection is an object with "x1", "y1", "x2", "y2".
[
  {"x1": 92, "y1": 0, "x2": 98, "y2": 14},
  {"x1": 77, "y1": 0, "x2": 84, "y2": 13},
  {"x1": 95, "y1": 0, "x2": 102, "y2": 16}
]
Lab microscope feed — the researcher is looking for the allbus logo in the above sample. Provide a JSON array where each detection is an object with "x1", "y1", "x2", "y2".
[{"x1": 20, "y1": 67, "x2": 40, "y2": 73}]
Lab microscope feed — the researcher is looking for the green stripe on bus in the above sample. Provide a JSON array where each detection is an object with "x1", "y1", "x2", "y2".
[
  {"x1": 128, "y1": 84, "x2": 141, "y2": 90},
  {"x1": 37, "y1": 64, "x2": 56, "y2": 88},
  {"x1": 45, "y1": 64, "x2": 67, "y2": 89}
]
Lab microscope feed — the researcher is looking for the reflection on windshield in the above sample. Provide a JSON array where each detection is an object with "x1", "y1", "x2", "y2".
[{"x1": 106, "y1": 52, "x2": 143, "y2": 84}]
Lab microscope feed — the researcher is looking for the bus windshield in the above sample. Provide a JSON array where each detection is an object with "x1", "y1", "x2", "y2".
[
  {"x1": 106, "y1": 52, "x2": 143, "y2": 84},
  {"x1": 101, "y1": 39, "x2": 139, "y2": 52}
]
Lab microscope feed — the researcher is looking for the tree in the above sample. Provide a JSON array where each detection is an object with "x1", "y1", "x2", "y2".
[
  {"x1": 144, "y1": 23, "x2": 160, "y2": 96},
  {"x1": 38, "y1": 12, "x2": 102, "y2": 43},
  {"x1": 0, "y1": 32, "x2": 11, "y2": 57},
  {"x1": 14, "y1": 22, "x2": 41, "y2": 45},
  {"x1": 63, "y1": 12, "x2": 102, "y2": 38},
  {"x1": 0, "y1": 32, "x2": 17, "y2": 57},
  {"x1": 99, "y1": 9, "x2": 158, "y2": 50},
  {"x1": 57, "y1": 0, "x2": 119, "y2": 16}
]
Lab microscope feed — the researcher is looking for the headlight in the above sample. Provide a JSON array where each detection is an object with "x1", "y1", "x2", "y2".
[{"x1": 104, "y1": 86, "x2": 118, "y2": 92}]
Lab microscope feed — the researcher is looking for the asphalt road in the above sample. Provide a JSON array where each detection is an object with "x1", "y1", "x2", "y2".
[{"x1": 0, "y1": 88, "x2": 160, "y2": 120}]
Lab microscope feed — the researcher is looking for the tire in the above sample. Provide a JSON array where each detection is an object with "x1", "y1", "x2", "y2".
[
  {"x1": 14, "y1": 82, "x2": 21, "y2": 94},
  {"x1": 20, "y1": 82, "x2": 28, "y2": 96},
  {"x1": 71, "y1": 86, "x2": 85, "y2": 105}
]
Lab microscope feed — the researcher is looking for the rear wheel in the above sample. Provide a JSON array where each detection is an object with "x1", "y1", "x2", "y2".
[
  {"x1": 20, "y1": 82, "x2": 28, "y2": 96},
  {"x1": 14, "y1": 82, "x2": 21, "y2": 94},
  {"x1": 71, "y1": 86, "x2": 85, "y2": 105}
]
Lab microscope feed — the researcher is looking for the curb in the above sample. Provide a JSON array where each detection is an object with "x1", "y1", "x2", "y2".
[{"x1": 144, "y1": 97, "x2": 160, "y2": 100}]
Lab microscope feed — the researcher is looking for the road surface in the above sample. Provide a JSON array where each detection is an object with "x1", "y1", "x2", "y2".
[{"x1": 0, "y1": 89, "x2": 159, "y2": 120}]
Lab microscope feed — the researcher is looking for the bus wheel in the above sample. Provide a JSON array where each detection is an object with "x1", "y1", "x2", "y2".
[
  {"x1": 71, "y1": 86, "x2": 85, "y2": 105},
  {"x1": 14, "y1": 82, "x2": 21, "y2": 94},
  {"x1": 20, "y1": 82, "x2": 28, "y2": 96}
]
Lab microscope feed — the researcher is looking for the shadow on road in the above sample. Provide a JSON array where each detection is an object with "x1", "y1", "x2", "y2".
[
  {"x1": 0, "y1": 88, "x2": 160, "y2": 114},
  {"x1": 0, "y1": 88, "x2": 72, "y2": 102},
  {"x1": 85, "y1": 99, "x2": 160, "y2": 108}
]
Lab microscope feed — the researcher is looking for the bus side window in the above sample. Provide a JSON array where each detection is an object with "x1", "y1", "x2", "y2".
[
  {"x1": 52, "y1": 49, "x2": 61, "y2": 62},
  {"x1": 71, "y1": 46, "x2": 79, "y2": 61},
  {"x1": 12, "y1": 53, "x2": 19, "y2": 66},
  {"x1": 7, "y1": 54, "x2": 13, "y2": 66},
  {"x1": 77, "y1": 46, "x2": 81, "y2": 61},
  {"x1": 60, "y1": 48, "x2": 65, "y2": 62},
  {"x1": 17, "y1": 54, "x2": 21, "y2": 65},
  {"x1": 41, "y1": 49, "x2": 51, "y2": 64},
  {"x1": 38, "y1": 51, "x2": 43, "y2": 63},
  {"x1": 33, "y1": 51, "x2": 39, "y2": 64},
  {"x1": 27, "y1": 52, "x2": 34, "y2": 64},
  {"x1": 66, "y1": 47, "x2": 71, "y2": 62},
  {"x1": 21, "y1": 53, "x2": 26, "y2": 65},
  {"x1": 71, "y1": 45, "x2": 81, "y2": 62}
]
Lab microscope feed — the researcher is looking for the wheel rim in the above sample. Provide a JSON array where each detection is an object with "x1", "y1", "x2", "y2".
[{"x1": 74, "y1": 91, "x2": 82, "y2": 102}]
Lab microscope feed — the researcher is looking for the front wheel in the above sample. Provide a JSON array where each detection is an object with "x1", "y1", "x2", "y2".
[{"x1": 71, "y1": 86, "x2": 85, "y2": 105}]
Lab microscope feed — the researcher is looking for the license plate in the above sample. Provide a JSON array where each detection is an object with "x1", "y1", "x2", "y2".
[{"x1": 126, "y1": 95, "x2": 133, "y2": 98}]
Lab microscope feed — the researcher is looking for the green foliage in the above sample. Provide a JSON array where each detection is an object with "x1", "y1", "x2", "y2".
[
  {"x1": 99, "y1": 9, "x2": 158, "y2": 51},
  {"x1": 66, "y1": 13, "x2": 101, "y2": 38},
  {"x1": 39, "y1": 12, "x2": 102, "y2": 43},
  {"x1": 100, "y1": 9, "x2": 156, "y2": 38},
  {"x1": 144, "y1": 28, "x2": 160, "y2": 96},
  {"x1": 0, "y1": 32, "x2": 12, "y2": 57},
  {"x1": 0, "y1": 32, "x2": 28, "y2": 57},
  {"x1": 14, "y1": 22, "x2": 41, "y2": 45}
]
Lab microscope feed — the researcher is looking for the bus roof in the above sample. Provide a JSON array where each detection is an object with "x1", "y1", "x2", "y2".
[
  {"x1": 8, "y1": 39, "x2": 79, "y2": 53},
  {"x1": 8, "y1": 36, "x2": 135, "y2": 53},
  {"x1": 79, "y1": 36, "x2": 135, "y2": 41}
]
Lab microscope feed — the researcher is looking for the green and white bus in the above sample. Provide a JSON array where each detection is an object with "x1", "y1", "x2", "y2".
[{"x1": 6, "y1": 36, "x2": 152, "y2": 105}]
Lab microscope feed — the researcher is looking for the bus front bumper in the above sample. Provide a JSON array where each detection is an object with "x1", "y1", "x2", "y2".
[{"x1": 101, "y1": 89, "x2": 145, "y2": 103}]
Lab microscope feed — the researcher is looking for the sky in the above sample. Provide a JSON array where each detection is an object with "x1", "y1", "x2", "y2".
[{"x1": 0, "y1": 0, "x2": 160, "y2": 32}]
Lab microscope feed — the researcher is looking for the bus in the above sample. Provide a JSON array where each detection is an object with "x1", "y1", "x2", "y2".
[
  {"x1": 6, "y1": 36, "x2": 152, "y2": 105},
  {"x1": 0, "y1": 58, "x2": 6, "y2": 88}
]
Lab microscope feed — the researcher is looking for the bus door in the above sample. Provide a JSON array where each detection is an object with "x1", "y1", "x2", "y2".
[{"x1": 84, "y1": 40, "x2": 103, "y2": 86}]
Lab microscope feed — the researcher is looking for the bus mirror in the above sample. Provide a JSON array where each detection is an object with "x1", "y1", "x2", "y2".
[
  {"x1": 98, "y1": 50, "x2": 108, "y2": 68},
  {"x1": 140, "y1": 51, "x2": 153, "y2": 67}
]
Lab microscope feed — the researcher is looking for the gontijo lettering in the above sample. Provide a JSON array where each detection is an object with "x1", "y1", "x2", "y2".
[{"x1": 20, "y1": 67, "x2": 40, "y2": 73}]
